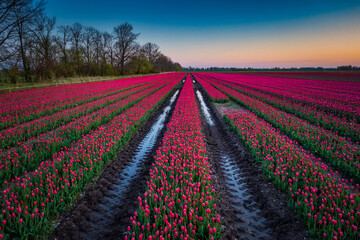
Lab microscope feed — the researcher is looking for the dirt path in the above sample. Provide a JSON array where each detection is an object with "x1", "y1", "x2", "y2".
[
  {"x1": 50, "y1": 76, "x2": 308, "y2": 240},
  {"x1": 49, "y1": 82, "x2": 184, "y2": 240},
  {"x1": 192, "y1": 77, "x2": 308, "y2": 240}
]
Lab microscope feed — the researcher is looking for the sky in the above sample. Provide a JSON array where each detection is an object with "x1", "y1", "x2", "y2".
[{"x1": 46, "y1": 0, "x2": 360, "y2": 68}]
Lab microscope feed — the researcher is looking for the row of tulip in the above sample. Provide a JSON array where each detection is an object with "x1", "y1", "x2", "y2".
[
  {"x1": 218, "y1": 72, "x2": 360, "y2": 107},
  {"x1": 225, "y1": 110, "x2": 360, "y2": 239},
  {"x1": 126, "y1": 76, "x2": 220, "y2": 240},
  {"x1": 0, "y1": 81, "x2": 158, "y2": 150},
  {"x1": 0, "y1": 80, "x2": 136, "y2": 130},
  {"x1": 237, "y1": 76, "x2": 360, "y2": 106},
  {"x1": 206, "y1": 80, "x2": 360, "y2": 183},
  {"x1": 0, "y1": 74, "x2": 185, "y2": 239},
  {"x1": 234, "y1": 71, "x2": 360, "y2": 96},
  {"x1": 0, "y1": 76, "x2": 116, "y2": 105},
  {"x1": 0, "y1": 74, "x2": 170, "y2": 130},
  {"x1": 195, "y1": 73, "x2": 360, "y2": 144},
  {"x1": 0, "y1": 74, "x2": 161, "y2": 109},
  {"x1": 0, "y1": 79, "x2": 174, "y2": 189},
  {"x1": 193, "y1": 75, "x2": 228, "y2": 103},
  {"x1": 197, "y1": 73, "x2": 360, "y2": 121}
]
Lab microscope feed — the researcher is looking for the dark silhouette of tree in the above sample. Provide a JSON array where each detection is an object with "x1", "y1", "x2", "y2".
[
  {"x1": 55, "y1": 25, "x2": 70, "y2": 66},
  {"x1": 70, "y1": 22, "x2": 83, "y2": 76},
  {"x1": 126, "y1": 56, "x2": 153, "y2": 74},
  {"x1": 31, "y1": 13, "x2": 56, "y2": 81},
  {"x1": 141, "y1": 42, "x2": 160, "y2": 64},
  {"x1": 113, "y1": 22, "x2": 139, "y2": 75},
  {"x1": 0, "y1": 3, "x2": 182, "y2": 83},
  {"x1": 12, "y1": 0, "x2": 45, "y2": 81},
  {"x1": 0, "y1": 0, "x2": 44, "y2": 64}
]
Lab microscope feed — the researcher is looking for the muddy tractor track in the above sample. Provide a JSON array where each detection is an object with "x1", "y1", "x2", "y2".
[
  {"x1": 50, "y1": 81, "x2": 184, "y2": 240},
  {"x1": 192, "y1": 76, "x2": 308, "y2": 240},
  {"x1": 50, "y1": 76, "x2": 308, "y2": 240}
]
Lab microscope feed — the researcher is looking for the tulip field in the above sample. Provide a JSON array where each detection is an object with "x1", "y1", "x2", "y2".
[
  {"x1": 126, "y1": 75, "x2": 220, "y2": 240},
  {"x1": 0, "y1": 73, "x2": 185, "y2": 239},
  {"x1": 0, "y1": 71, "x2": 359, "y2": 239},
  {"x1": 194, "y1": 72, "x2": 360, "y2": 239}
]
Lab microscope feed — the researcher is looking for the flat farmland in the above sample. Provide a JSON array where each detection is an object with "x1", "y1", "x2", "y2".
[
  {"x1": 230, "y1": 71, "x2": 360, "y2": 82},
  {"x1": 0, "y1": 72, "x2": 359, "y2": 239}
]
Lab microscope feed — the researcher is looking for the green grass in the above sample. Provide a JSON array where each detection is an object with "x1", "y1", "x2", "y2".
[{"x1": 0, "y1": 74, "x2": 159, "y2": 93}]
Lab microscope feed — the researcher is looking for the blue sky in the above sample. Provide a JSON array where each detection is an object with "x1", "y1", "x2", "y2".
[{"x1": 46, "y1": 0, "x2": 360, "y2": 67}]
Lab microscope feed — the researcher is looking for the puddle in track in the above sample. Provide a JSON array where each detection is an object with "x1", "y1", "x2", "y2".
[
  {"x1": 86, "y1": 89, "x2": 180, "y2": 238},
  {"x1": 196, "y1": 90, "x2": 215, "y2": 126},
  {"x1": 196, "y1": 89, "x2": 271, "y2": 239}
]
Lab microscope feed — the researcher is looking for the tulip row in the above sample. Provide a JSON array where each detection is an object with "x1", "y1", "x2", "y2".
[
  {"x1": 222, "y1": 72, "x2": 360, "y2": 108},
  {"x1": 195, "y1": 73, "x2": 360, "y2": 144},
  {"x1": 126, "y1": 76, "x2": 220, "y2": 240},
  {"x1": 0, "y1": 80, "x2": 159, "y2": 150},
  {"x1": 193, "y1": 75, "x2": 228, "y2": 103},
  {"x1": 0, "y1": 74, "x2": 168, "y2": 130},
  {"x1": 197, "y1": 72, "x2": 360, "y2": 122},
  {"x1": 0, "y1": 74, "x2": 160, "y2": 109},
  {"x1": 0, "y1": 78, "x2": 174, "y2": 189},
  {"x1": 232, "y1": 71, "x2": 360, "y2": 100},
  {"x1": 225, "y1": 110, "x2": 360, "y2": 239},
  {"x1": 205, "y1": 80, "x2": 360, "y2": 183},
  {"x1": 0, "y1": 83, "x2": 126, "y2": 129},
  {"x1": 0, "y1": 74, "x2": 185, "y2": 239}
]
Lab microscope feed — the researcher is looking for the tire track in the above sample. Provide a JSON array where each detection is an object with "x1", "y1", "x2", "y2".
[{"x1": 193, "y1": 75, "x2": 307, "y2": 240}]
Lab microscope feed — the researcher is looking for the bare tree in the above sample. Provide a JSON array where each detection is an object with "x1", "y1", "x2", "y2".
[
  {"x1": 11, "y1": 0, "x2": 45, "y2": 81},
  {"x1": 1, "y1": 8, "x2": 181, "y2": 83},
  {"x1": 54, "y1": 25, "x2": 70, "y2": 65},
  {"x1": 92, "y1": 29, "x2": 102, "y2": 67},
  {"x1": 0, "y1": 0, "x2": 43, "y2": 64},
  {"x1": 153, "y1": 53, "x2": 181, "y2": 72},
  {"x1": 31, "y1": 13, "x2": 56, "y2": 80},
  {"x1": 102, "y1": 31, "x2": 114, "y2": 66},
  {"x1": 113, "y1": 22, "x2": 139, "y2": 74},
  {"x1": 70, "y1": 22, "x2": 83, "y2": 76},
  {"x1": 141, "y1": 42, "x2": 160, "y2": 64},
  {"x1": 82, "y1": 26, "x2": 96, "y2": 66},
  {"x1": 0, "y1": 0, "x2": 18, "y2": 63}
]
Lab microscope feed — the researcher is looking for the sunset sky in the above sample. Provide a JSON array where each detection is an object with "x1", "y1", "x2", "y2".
[{"x1": 47, "y1": 0, "x2": 360, "y2": 68}]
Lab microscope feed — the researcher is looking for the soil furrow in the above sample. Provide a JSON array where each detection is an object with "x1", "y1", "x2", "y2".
[
  {"x1": 192, "y1": 75, "x2": 307, "y2": 240},
  {"x1": 50, "y1": 82, "x2": 184, "y2": 240}
]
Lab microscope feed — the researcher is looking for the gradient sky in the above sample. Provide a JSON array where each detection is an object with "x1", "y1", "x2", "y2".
[{"x1": 46, "y1": 0, "x2": 360, "y2": 68}]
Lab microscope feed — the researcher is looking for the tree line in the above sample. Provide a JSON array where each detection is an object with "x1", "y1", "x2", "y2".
[
  {"x1": 184, "y1": 66, "x2": 360, "y2": 72},
  {"x1": 0, "y1": 0, "x2": 181, "y2": 83}
]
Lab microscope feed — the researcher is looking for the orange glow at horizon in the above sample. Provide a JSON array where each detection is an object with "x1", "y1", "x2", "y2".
[{"x1": 160, "y1": 10, "x2": 360, "y2": 68}]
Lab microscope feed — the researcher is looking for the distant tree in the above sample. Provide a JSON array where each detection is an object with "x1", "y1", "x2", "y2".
[
  {"x1": 152, "y1": 53, "x2": 181, "y2": 72},
  {"x1": 141, "y1": 42, "x2": 160, "y2": 64},
  {"x1": 1, "y1": 6, "x2": 181, "y2": 83},
  {"x1": 30, "y1": 13, "x2": 56, "y2": 81},
  {"x1": 113, "y1": 22, "x2": 139, "y2": 75},
  {"x1": 12, "y1": 0, "x2": 45, "y2": 81},
  {"x1": 174, "y1": 62, "x2": 181, "y2": 72},
  {"x1": 82, "y1": 26, "x2": 96, "y2": 72},
  {"x1": 0, "y1": 0, "x2": 44, "y2": 64},
  {"x1": 70, "y1": 22, "x2": 83, "y2": 76},
  {"x1": 100, "y1": 31, "x2": 116, "y2": 75},
  {"x1": 0, "y1": 0, "x2": 18, "y2": 63},
  {"x1": 337, "y1": 65, "x2": 353, "y2": 70},
  {"x1": 102, "y1": 31, "x2": 114, "y2": 66},
  {"x1": 55, "y1": 25, "x2": 70, "y2": 66},
  {"x1": 92, "y1": 28, "x2": 102, "y2": 67},
  {"x1": 126, "y1": 55, "x2": 152, "y2": 74}
]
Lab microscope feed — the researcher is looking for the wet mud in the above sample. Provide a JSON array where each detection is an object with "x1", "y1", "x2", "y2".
[
  {"x1": 50, "y1": 75, "x2": 308, "y2": 240},
  {"x1": 50, "y1": 84, "x2": 183, "y2": 240},
  {"x1": 192, "y1": 75, "x2": 308, "y2": 240}
]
